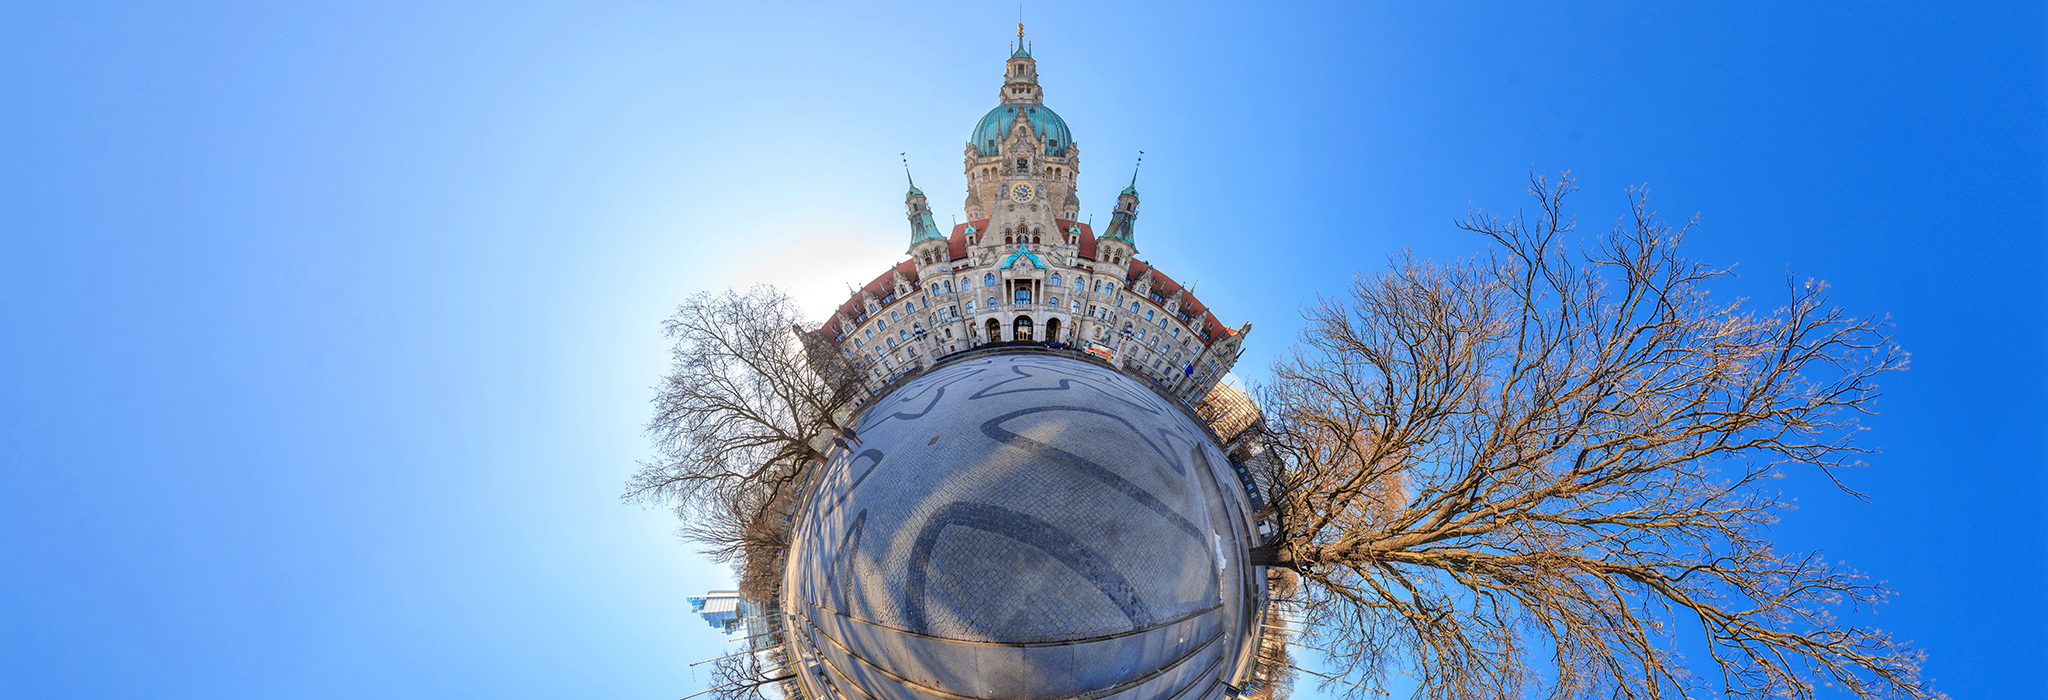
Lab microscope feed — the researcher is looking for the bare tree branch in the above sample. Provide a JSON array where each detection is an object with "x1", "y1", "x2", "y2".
[
  {"x1": 627, "y1": 285, "x2": 864, "y2": 593},
  {"x1": 1252, "y1": 174, "x2": 1929, "y2": 700},
  {"x1": 696, "y1": 647, "x2": 795, "y2": 700}
]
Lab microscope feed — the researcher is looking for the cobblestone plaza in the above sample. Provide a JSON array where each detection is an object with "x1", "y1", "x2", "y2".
[{"x1": 781, "y1": 351, "x2": 1265, "y2": 700}]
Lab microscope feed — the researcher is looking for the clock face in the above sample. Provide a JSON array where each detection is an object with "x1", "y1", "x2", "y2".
[{"x1": 1008, "y1": 181, "x2": 1036, "y2": 204}]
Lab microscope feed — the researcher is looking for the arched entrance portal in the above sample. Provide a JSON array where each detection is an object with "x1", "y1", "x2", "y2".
[
  {"x1": 1013, "y1": 316, "x2": 1035, "y2": 342},
  {"x1": 985, "y1": 319, "x2": 1001, "y2": 344},
  {"x1": 1044, "y1": 318, "x2": 1062, "y2": 344}
]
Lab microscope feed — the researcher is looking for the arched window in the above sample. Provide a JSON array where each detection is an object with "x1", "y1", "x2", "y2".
[
  {"x1": 1004, "y1": 234, "x2": 1012, "y2": 244},
  {"x1": 1075, "y1": 277, "x2": 1085, "y2": 289},
  {"x1": 891, "y1": 311, "x2": 900, "y2": 322},
  {"x1": 987, "y1": 296, "x2": 998, "y2": 309},
  {"x1": 1048, "y1": 295, "x2": 1059, "y2": 307},
  {"x1": 1031, "y1": 234, "x2": 1040, "y2": 244},
  {"x1": 983, "y1": 273, "x2": 995, "y2": 286},
  {"x1": 965, "y1": 300, "x2": 975, "y2": 313},
  {"x1": 1130, "y1": 302, "x2": 1140, "y2": 313},
  {"x1": 1093, "y1": 281, "x2": 1102, "y2": 293},
  {"x1": 943, "y1": 280, "x2": 953, "y2": 293},
  {"x1": 1146, "y1": 310, "x2": 1154, "y2": 321},
  {"x1": 1014, "y1": 289, "x2": 1030, "y2": 305},
  {"x1": 1051, "y1": 273, "x2": 1062, "y2": 286}
]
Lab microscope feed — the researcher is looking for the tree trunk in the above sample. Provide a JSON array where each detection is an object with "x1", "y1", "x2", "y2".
[{"x1": 1248, "y1": 541, "x2": 1296, "y2": 570}]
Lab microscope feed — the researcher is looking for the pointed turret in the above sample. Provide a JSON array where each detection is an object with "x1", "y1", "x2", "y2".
[
  {"x1": 904, "y1": 170, "x2": 945, "y2": 251},
  {"x1": 1001, "y1": 23, "x2": 1042, "y2": 105},
  {"x1": 1102, "y1": 169, "x2": 1140, "y2": 246}
]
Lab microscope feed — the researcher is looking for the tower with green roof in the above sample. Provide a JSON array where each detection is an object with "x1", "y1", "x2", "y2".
[
  {"x1": 810, "y1": 26, "x2": 1251, "y2": 410},
  {"x1": 904, "y1": 173, "x2": 947, "y2": 266},
  {"x1": 962, "y1": 23, "x2": 1080, "y2": 237}
]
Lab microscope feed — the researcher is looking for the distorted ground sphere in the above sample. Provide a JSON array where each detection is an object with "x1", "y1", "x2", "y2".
[{"x1": 782, "y1": 352, "x2": 1261, "y2": 700}]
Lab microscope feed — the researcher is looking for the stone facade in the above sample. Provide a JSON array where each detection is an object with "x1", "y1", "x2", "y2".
[{"x1": 810, "y1": 31, "x2": 1250, "y2": 405}]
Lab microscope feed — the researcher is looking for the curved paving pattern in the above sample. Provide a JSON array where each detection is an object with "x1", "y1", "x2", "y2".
[{"x1": 783, "y1": 352, "x2": 1260, "y2": 700}]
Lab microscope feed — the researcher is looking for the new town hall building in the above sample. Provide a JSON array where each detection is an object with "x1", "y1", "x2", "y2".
[{"x1": 810, "y1": 30, "x2": 1251, "y2": 403}]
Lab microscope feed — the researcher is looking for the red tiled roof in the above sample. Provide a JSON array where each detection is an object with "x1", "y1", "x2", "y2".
[
  {"x1": 1149, "y1": 267, "x2": 1182, "y2": 297},
  {"x1": 948, "y1": 219, "x2": 989, "y2": 261},
  {"x1": 1204, "y1": 313, "x2": 1237, "y2": 341},
  {"x1": 812, "y1": 245, "x2": 1241, "y2": 351},
  {"x1": 1149, "y1": 269, "x2": 1205, "y2": 321},
  {"x1": 1055, "y1": 219, "x2": 1097, "y2": 260},
  {"x1": 823, "y1": 261, "x2": 923, "y2": 343}
]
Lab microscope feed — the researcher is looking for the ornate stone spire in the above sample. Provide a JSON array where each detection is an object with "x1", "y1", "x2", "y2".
[
  {"x1": 1001, "y1": 24, "x2": 1042, "y2": 105},
  {"x1": 903, "y1": 159, "x2": 945, "y2": 250},
  {"x1": 1102, "y1": 153, "x2": 1141, "y2": 246}
]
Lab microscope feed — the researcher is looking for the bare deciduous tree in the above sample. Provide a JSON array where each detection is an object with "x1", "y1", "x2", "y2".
[
  {"x1": 625, "y1": 285, "x2": 864, "y2": 588},
  {"x1": 1247, "y1": 568, "x2": 1303, "y2": 700},
  {"x1": 1249, "y1": 174, "x2": 1932, "y2": 700},
  {"x1": 683, "y1": 474, "x2": 800, "y2": 601},
  {"x1": 695, "y1": 648, "x2": 795, "y2": 700}
]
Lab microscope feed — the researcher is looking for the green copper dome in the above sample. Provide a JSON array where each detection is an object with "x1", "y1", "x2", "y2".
[{"x1": 970, "y1": 104, "x2": 1071, "y2": 158}]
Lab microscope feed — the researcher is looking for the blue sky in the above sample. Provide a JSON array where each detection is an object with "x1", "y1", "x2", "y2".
[{"x1": 1, "y1": 2, "x2": 2039, "y2": 698}]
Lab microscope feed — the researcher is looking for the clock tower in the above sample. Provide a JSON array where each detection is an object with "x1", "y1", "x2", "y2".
[
  {"x1": 809, "y1": 26, "x2": 1251, "y2": 409},
  {"x1": 963, "y1": 24, "x2": 1079, "y2": 257}
]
